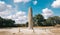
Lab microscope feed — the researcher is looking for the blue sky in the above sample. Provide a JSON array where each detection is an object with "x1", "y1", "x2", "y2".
[
  {"x1": 0, "y1": 0, "x2": 60, "y2": 15},
  {"x1": 0, "y1": 0, "x2": 60, "y2": 23}
]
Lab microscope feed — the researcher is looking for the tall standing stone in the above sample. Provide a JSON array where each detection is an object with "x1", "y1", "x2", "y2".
[{"x1": 28, "y1": 7, "x2": 33, "y2": 29}]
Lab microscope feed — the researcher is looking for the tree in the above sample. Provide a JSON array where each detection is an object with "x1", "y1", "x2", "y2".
[
  {"x1": 26, "y1": 22, "x2": 28, "y2": 27},
  {"x1": 3, "y1": 19, "x2": 15, "y2": 26},
  {"x1": 51, "y1": 16, "x2": 60, "y2": 24},
  {"x1": 0, "y1": 17, "x2": 15, "y2": 27},
  {"x1": 0, "y1": 17, "x2": 4, "y2": 26},
  {"x1": 33, "y1": 14, "x2": 45, "y2": 26},
  {"x1": 45, "y1": 16, "x2": 60, "y2": 26}
]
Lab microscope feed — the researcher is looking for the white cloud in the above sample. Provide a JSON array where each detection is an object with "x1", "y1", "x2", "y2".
[
  {"x1": 7, "y1": 11, "x2": 27, "y2": 24},
  {"x1": 0, "y1": 1, "x2": 5, "y2": 4},
  {"x1": 33, "y1": 0, "x2": 37, "y2": 5},
  {"x1": 0, "y1": 1, "x2": 13, "y2": 12},
  {"x1": 51, "y1": 0, "x2": 60, "y2": 8},
  {"x1": 7, "y1": 5, "x2": 12, "y2": 8},
  {"x1": 0, "y1": 2, "x2": 7, "y2": 12},
  {"x1": 0, "y1": 1, "x2": 14, "y2": 17},
  {"x1": 14, "y1": 0, "x2": 31, "y2": 3},
  {"x1": 0, "y1": 1, "x2": 27, "y2": 24},
  {"x1": 42, "y1": 8, "x2": 53, "y2": 19}
]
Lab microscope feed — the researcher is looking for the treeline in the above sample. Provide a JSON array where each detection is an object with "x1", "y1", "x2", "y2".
[
  {"x1": 21, "y1": 14, "x2": 60, "y2": 27},
  {"x1": 0, "y1": 17, "x2": 15, "y2": 27},
  {"x1": 0, "y1": 14, "x2": 60, "y2": 27},
  {"x1": 32, "y1": 14, "x2": 60, "y2": 26},
  {"x1": 0, "y1": 17, "x2": 27, "y2": 27}
]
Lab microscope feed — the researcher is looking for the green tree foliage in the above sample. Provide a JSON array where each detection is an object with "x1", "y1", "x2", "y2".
[
  {"x1": 46, "y1": 16, "x2": 60, "y2": 25},
  {"x1": 0, "y1": 17, "x2": 15, "y2": 27},
  {"x1": 33, "y1": 14, "x2": 45, "y2": 26},
  {"x1": 26, "y1": 22, "x2": 28, "y2": 27},
  {"x1": 42, "y1": 16, "x2": 60, "y2": 26},
  {"x1": 33, "y1": 14, "x2": 60, "y2": 26}
]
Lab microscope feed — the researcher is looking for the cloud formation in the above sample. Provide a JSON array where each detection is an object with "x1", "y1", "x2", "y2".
[
  {"x1": 42, "y1": 8, "x2": 53, "y2": 19},
  {"x1": 14, "y1": 0, "x2": 31, "y2": 3},
  {"x1": 51, "y1": 0, "x2": 60, "y2": 8},
  {"x1": 0, "y1": 1, "x2": 27, "y2": 24},
  {"x1": 33, "y1": 0, "x2": 37, "y2": 5},
  {"x1": 0, "y1": 1, "x2": 13, "y2": 17},
  {"x1": 7, "y1": 11, "x2": 27, "y2": 24},
  {"x1": 0, "y1": 1, "x2": 7, "y2": 12}
]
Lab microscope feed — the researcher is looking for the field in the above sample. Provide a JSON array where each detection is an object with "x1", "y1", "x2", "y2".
[{"x1": 0, "y1": 27, "x2": 60, "y2": 35}]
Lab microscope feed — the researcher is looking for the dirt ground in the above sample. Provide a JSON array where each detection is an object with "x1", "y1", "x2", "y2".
[{"x1": 0, "y1": 27, "x2": 60, "y2": 35}]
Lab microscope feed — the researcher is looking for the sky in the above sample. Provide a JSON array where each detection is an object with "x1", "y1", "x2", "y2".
[{"x1": 0, "y1": 0, "x2": 60, "y2": 24}]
